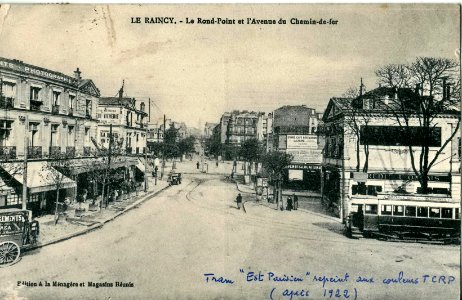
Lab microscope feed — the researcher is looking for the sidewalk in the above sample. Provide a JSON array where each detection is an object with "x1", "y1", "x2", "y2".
[
  {"x1": 233, "y1": 175, "x2": 340, "y2": 222},
  {"x1": 24, "y1": 177, "x2": 170, "y2": 252}
]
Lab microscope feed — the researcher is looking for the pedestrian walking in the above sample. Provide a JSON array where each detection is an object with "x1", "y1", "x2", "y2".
[
  {"x1": 286, "y1": 196, "x2": 293, "y2": 211},
  {"x1": 196, "y1": 161, "x2": 200, "y2": 169},
  {"x1": 293, "y1": 193, "x2": 298, "y2": 210},
  {"x1": 216, "y1": 160, "x2": 219, "y2": 167},
  {"x1": 236, "y1": 193, "x2": 242, "y2": 210}
]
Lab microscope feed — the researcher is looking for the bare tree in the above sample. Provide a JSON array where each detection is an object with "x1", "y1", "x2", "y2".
[
  {"x1": 375, "y1": 64, "x2": 412, "y2": 89},
  {"x1": 376, "y1": 57, "x2": 461, "y2": 194}
]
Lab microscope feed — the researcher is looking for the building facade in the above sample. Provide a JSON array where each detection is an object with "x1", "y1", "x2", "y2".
[
  {"x1": 0, "y1": 57, "x2": 100, "y2": 214},
  {"x1": 272, "y1": 105, "x2": 323, "y2": 191},
  {"x1": 321, "y1": 87, "x2": 461, "y2": 220},
  {"x1": 97, "y1": 93, "x2": 148, "y2": 155}
]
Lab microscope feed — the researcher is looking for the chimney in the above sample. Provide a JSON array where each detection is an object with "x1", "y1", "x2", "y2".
[
  {"x1": 359, "y1": 77, "x2": 363, "y2": 96},
  {"x1": 73, "y1": 68, "x2": 81, "y2": 80}
]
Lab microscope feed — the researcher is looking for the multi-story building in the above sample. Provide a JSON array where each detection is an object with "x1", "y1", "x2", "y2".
[
  {"x1": 0, "y1": 57, "x2": 100, "y2": 214},
  {"x1": 204, "y1": 122, "x2": 218, "y2": 138},
  {"x1": 272, "y1": 105, "x2": 323, "y2": 191},
  {"x1": 321, "y1": 86, "x2": 461, "y2": 219},
  {"x1": 220, "y1": 110, "x2": 265, "y2": 144},
  {"x1": 97, "y1": 92, "x2": 148, "y2": 155}
]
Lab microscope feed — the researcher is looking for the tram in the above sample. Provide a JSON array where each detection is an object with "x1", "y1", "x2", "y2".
[{"x1": 345, "y1": 193, "x2": 460, "y2": 243}]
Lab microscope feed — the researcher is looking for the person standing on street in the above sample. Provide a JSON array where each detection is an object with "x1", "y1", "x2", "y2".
[
  {"x1": 293, "y1": 193, "x2": 298, "y2": 210},
  {"x1": 286, "y1": 195, "x2": 293, "y2": 211},
  {"x1": 236, "y1": 193, "x2": 242, "y2": 210},
  {"x1": 196, "y1": 161, "x2": 200, "y2": 169}
]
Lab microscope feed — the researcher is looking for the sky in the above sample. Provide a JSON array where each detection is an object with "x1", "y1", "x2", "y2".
[{"x1": 0, "y1": 4, "x2": 459, "y2": 128}]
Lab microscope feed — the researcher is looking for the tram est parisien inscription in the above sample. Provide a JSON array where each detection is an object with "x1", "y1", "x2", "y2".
[{"x1": 203, "y1": 269, "x2": 456, "y2": 300}]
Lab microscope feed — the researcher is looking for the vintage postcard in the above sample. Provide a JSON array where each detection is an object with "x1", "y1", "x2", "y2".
[{"x1": 0, "y1": 3, "x2": 460, "y2": 300}]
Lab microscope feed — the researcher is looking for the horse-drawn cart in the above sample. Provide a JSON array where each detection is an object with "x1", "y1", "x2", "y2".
[{"x1": 0, "y1": 209, "x2": 39, "y2": 267}]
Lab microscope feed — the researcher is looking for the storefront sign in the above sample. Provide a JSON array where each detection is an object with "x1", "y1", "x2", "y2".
[
  {"x1": 0, "y1": 211, "x2": 27, "y2": 236},
  {"x1": 0, "y1": 58, "x2": 75, "y2": 84},
  {"x1": 286, "y1": 135, "x2": 318, "y2": 149},
  {"x1": 287, "y1": 164, "x2": 321, "y2": 170},
  {"x1": 286, "y1": 149, "x2": 322, "y2": 163},
  {"x1": 368, "y1": 173, "x2": 450, "y2": 182}
]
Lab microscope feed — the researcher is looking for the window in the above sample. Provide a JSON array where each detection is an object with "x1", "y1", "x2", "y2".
[
  {"x1": 417, "y1": 187, "x2": 449, "y2": 195},
  {"x1": 1, "y1": 81, "x2": 16, "y2": 98},
  {"x1": 30, "y1": 86, "x2": 41, "y2": 101},
  {"x1": 441, "y1": 208, "x2": 453, "y2": 219},
  {"x1": 7, "y1": 193, "x2": 21, "y2": 205},
  {"x1": 455, "y1": 208, "x2": 460, "y2": 219},
  {"x1": 69, "y1": 94, "x2": 75, "y2": 109},
  {"x1": 365, "y1": 204, "x2": 378, "y2": 214},
  {"x1": 417, "y1": 207, "x2": 428, "y2": 218},
  {"x1": 393, "y1": 205, "x2": 404, "y2": 216},
  {"x1": 29, "y1": 193, "x2": 41, "y2": 203},
  {"x1": 405, "y1": 206, "x2": 416, "y2": 217},
  {"x1": 381, "y1": 205, "x2": 392, "y2": 215},
  {"x1": 352, "y1": 183, "x2": 382, "y2": 196},
  {"x1": 429, "y1": 208, "x2": 441, "y2": 218},
  {"x1": 52, "y1": 91, "x2": 61, "y2": 105}
]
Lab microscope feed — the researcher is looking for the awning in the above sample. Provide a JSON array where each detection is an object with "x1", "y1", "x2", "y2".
[
  {"x1": 136, "y1": 159, "x2": 146, "y2": 173},
  {"x1": 0, "y1": 162, "x2": 76, "y2": 193}
]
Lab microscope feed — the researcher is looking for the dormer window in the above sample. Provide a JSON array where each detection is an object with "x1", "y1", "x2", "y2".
[{"x1": 140, "y1": 102, "x2": 145, "y2": 112}]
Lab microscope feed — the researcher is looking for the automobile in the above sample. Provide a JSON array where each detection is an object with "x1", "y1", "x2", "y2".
[{"x1": 168, "y1": 172, "x2": 182, "y2": 185}]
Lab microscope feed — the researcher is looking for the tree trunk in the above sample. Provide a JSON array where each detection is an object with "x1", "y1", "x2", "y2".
[
  {"x1": 54, "y1": 187, "x2": 60, "y2": 225},
  {"x1": 362, "y1": 143, "x2": 369, "y2": 173},
  {"x1": 355, "y1": 134, "x2": 361, "y2": 172}
]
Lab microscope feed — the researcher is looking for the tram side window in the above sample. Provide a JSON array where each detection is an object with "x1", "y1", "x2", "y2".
[
  {"x1": 365, "y1": 204, "x2": 378, "y2": 214},
  {"x1": 429, "y1": 208, "x2": 441, "y2": 218},
  {"x1": 417, "y1": 207, "x2": 429, "y2": 218},
  {"x1": 381, "y1": 205, "x2": 392, "y2": 215},
  {"x1": 405, "y1": 206, "x2": 416, "y2": 217},
  {"x1": 441, "y1": 208, "x2": 452, "y2": 219},
  {"x1": 393, "y1": 205, "x2": 404, "y2": 216}
]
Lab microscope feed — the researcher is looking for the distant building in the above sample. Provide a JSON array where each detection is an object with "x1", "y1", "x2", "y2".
[
  {"x1": 204, "y1": 122, "x2": 218, "y2": 138},
  {"x1": 97, "y1": 90, "x2": 148, "y2": 155},
  {"x1": 321, "y1": 87, "x2": 461, "y2": 219},
  {"x1": 272, "y1": 105, "x2": 323, "y2": 191}
]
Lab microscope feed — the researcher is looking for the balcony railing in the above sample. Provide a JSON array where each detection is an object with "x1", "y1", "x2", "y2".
[
  {"x1": 49, "y1": 146, "x2": 61, "y2": 158},
  {"x1": 0, "y1": 146, "x2": 17, "y2": 160},
  {"x1": 66, "y1": 146, "x2": 76, "y2": 158},
  {"x1": 0, "y1": 97, "x2": 14, "y2": 109},
  {"x1": 52, "y1": 105, "x2": 60, "y2": 115},
  {"x1": 30, "y1": 101, "x2": 42, "y2": 111},
  {"x1": 28, "y1": 146, "x2": 42, "y2": 159},
  {"x1": 83, "y1": 146, "x2": 91, "y2": 157}
]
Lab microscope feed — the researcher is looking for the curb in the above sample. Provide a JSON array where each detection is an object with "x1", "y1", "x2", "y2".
[{"x1": 23, "y1": 184, "x2": 171, "y2": 253}]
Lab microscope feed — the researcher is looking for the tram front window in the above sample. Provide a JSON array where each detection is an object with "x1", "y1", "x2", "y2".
[
  {"x1": 405, "y1": 206, "x2": 416, "y2": 217},
  {"x1": 417, "y1": 207, "x2": 429, "y2": 218},
  {"x1": 365, "y1": 204, "x2": 377, "y2": 214},
  {"x1": 441, "y1": 208, "x2": 452, "y2": 219}
]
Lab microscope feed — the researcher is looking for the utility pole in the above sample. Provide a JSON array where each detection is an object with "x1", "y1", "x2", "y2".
[
  {"x1": 22, "y1": 116, "x2": 29, "y2": 210},
  {"x1": 161, "y1": 114, "x2": 166, "y2": 179},
  {"x1": 144, "y1": 99, "x2": 149, "y2": 192}
]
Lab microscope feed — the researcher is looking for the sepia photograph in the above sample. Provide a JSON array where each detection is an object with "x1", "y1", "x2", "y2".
[{"x1": 0, "y1": 3, "x2": 460, "y2": 299}]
